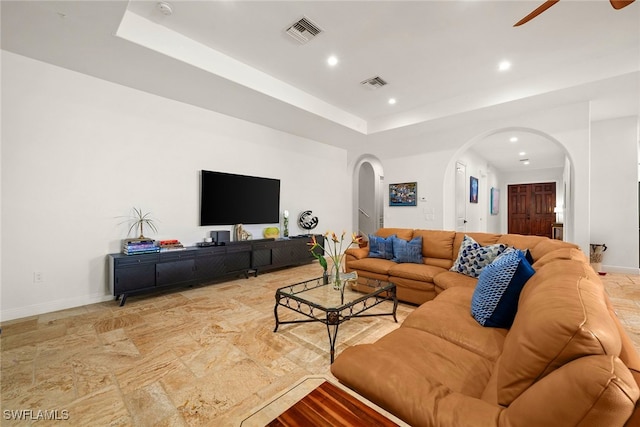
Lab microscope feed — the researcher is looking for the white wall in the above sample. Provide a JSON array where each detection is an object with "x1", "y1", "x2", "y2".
[
  {"x1": 380, "y1": 150, "x2": 455, "y2": 230},
  {"x1": 364, "y1": 103, "x2": 591, "y2": 251},
  {"x1": 456, "y1": 150, "x2": 493, "y2": 233},
  {"x1": 485, "y1": 167, "x2": 503, "y2": 234},
  {"x1": 590, "y1": 116, "x2": 639, "y2": 272},
  {"x1": 1, "y1": 51, "x2": 350, "y2": 320}
]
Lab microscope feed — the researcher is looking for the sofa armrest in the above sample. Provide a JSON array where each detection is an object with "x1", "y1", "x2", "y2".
[
  {"x1": 345, "y1": 246, "x2": 369, "y2": 260},
  {"x1": 501, "y1": 355, "x2": 638, "y2": 427}
]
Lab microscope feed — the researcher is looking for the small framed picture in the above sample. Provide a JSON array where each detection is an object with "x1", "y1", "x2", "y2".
[
  {"x1": 490, "y1": 187, "x2": 500, "y2": 215},
  {"x1": 470, "y1": 176, "x2": 479, "y2": 204},
  {"x1": 389, "y1": 182, "x2": 417, "y2": 206}
]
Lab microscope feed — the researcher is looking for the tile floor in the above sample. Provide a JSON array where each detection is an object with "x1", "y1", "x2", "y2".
[{"x1": 1, "y1": 264, "x2": 638, "y2": 426}]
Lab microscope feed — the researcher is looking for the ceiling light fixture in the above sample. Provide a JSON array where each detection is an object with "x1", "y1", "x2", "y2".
[
  {"x1": 156, "y1": 1, "x2": 173, "y2": 16},
  {"x1": 510, "y1": 137, "x2": 518, "y2": 142},
  {"x1": 327, "y1": 55, "x2": 338, "y2": 67},
  {"x1": 519, "y1": 151, "x2": 526, "y2": 156},
  {"x1": 499, "y1": 60, "x2": 511, "y2": 72},
  {"x1": 388, "y1": 98, "x2": 397, "y2": 105}
]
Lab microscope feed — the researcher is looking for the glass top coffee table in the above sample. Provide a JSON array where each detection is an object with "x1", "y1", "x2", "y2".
[{"x1": 273, "y1": 274, "x2": 397, "y2": 363}]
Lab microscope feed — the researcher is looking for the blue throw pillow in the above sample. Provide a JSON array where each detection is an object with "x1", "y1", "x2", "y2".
[
  {"x1": 368, "y1": 234, "x2": 395, "y2": 260},
  {"x1": 524, "y1": 249, "x2": 534, "y2": 265},
  {"x1": 450, "y1": 235, "x2": 507, "y2": 278},
  {"x1": 391, "y1": 236, "x2": 423, "y2": 264},
  {"x1": 471, "y1": 248, "x2": 536, "y2": 328}
]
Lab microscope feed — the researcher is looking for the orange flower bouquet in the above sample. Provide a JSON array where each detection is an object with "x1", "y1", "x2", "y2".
[{"x1": 309, "y1": 231, "x2": 361, "y2": 289}]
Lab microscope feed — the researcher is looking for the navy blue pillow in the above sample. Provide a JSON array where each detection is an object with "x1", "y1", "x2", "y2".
[
  {"x1": 524, "y1": 249, "x2": 534, "y2": 265},
  {"x1": 391, "y1": 236, "x2": 423, "y2": 264},
  {"x1": 471, "y1": 248, "x2": 535, "y2": 328},
  {"x1": 368, "y1": 234, "x2": 395, "y2": 260}
]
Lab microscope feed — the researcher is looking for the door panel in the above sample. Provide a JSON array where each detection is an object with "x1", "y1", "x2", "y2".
[
  {"x1": 508, "y1": 185, "x2": 530, "y2": 235},
  {"x1": 508, "y1": 182, "x2": 556, "y2": 238},
  {"x1": 455, "y1": 162, "x2": 467, "y2": 232}
]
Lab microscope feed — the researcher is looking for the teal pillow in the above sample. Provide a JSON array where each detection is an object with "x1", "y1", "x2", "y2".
[
  {"x1": 368, "y1": 234, "x2": 395, "y2": 260},
  {"x1": 450, "y1": 235, "x2": 507, "y2": 278},
  {"x1": 391, "y1": 236, "x2": 423, "y2": 264},
  {"x1": 471, "y1": 248, "x2": 535, "y2": 328}
]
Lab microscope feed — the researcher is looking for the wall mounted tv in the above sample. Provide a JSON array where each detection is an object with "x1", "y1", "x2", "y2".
[{"x1": 200, "y1": 170, "x2": 280, "y2": 226}]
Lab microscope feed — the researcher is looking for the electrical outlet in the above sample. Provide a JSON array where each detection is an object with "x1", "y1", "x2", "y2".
[{"x1": 33, "y1": 272, "x2": 43, "y2": 283}]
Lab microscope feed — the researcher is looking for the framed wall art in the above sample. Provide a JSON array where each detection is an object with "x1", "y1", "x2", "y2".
[
  {"x1": 490, "y1": 187, "x2": 500, "y2": 215},
  {"x1": 470, "y1": 176, "x2": 479, "y2": 204},
  {"x1": 389, "y1": 182, "x2": 417, "y2": 206}
]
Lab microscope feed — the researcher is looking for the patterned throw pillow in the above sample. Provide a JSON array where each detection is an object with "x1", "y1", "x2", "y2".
[
  {"x1": 450, "y1": 235, "x2": 507, "y2": 278},
  {"x1": 391, "y1": 236, "x2": 423, "y2": 264},
  {"x1": 471, "y1": 248, "x2": 536, "y2": 328},
  {"x1": 368, "y1": 234, "x2": 395, "y2": 260}
]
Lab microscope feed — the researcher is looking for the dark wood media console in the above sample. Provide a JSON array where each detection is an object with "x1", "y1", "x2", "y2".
[{"x1": 108, "y1": 235, "x2": 323, "y2": 306}]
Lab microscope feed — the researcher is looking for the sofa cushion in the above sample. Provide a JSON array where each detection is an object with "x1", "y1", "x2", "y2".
[
  {"x1": 413, "y1": 229, "x2": 456, "y2": 263},
  {"x1": 453, "y1": 232, "x2": 501, "y2": 256},
  {"x1": 528, "y1": 238, "x2": 579, "y2": 262},
  {"x1": 501, "y1": 356, "x2": 639, "y2": 427},
  {"x1": 433, "y1": 271, "x2": 478, "y2": 293},
  {"x1": 346, "y1": 257, "x2": 397, "y2": 276},
  {"x1": 375, "y1": 227, "x2": 413, "y2": 241},
  {"x1": 532, "y1": 247, "x2": 587, "y2": 270},
  {"x1": 403, "y1": 287, "x2": 508, "y2": 362},
  {"x1": 471, "y1": 249, "x2": 535, "y2": 328},
  {"x1": 368, "y1": 234, "x2": 395, "y2": 259},
  {"x1": 332, "y1": 327, "x2": 495, "y2": 399},
  {"x1": 344, "y1": 246, "x2": 369, "y2": 260},
  {"x1": 451, "y1": 235, "x2": 507, "y2": 278},
  {"x1": 391, "y1": 236, "x2": 423, "y2": 263},
  {"x1": 497, "y1": 234, "x2": 545, "y2": 255},
  {"x1": 388, "y1": 263, "x2": 446, "y2": 283},
  {"x1": 496, "y1": 261, "x2": 622, "y2": 406}
]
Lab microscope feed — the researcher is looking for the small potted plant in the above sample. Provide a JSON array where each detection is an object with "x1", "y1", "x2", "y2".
[{"x1": 122, "y1": 207, "x2": 158, "y2": 240}]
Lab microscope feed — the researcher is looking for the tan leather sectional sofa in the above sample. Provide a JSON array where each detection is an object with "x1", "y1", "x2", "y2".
[{"x1": 333, "y1": 228, "x2": 640, "y2": 427}]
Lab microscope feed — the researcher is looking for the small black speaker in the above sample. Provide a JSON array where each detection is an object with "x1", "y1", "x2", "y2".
[{"x1": 216, "y1": 231, "x2": 230, "y2": 244}]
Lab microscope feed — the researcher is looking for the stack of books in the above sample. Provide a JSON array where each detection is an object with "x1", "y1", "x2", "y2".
[
  {"x1": 122, "y1": 239, "x2": 159, "y2": 255},
  {"x1": 158, "y1": 239, "x2": 185, "y2": 252}
]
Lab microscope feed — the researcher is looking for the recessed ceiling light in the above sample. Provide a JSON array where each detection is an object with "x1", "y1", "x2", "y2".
[
  {"x1": 499, "y1": 60, "x2": 511, "y2": 71},
  {"x1": 156, "y1": 1, "x2": 173, "y2": 16},
  {"x1": 519, "y1": 151, "x2": 526, "y2": 156},
  {"x1": 327, "y1": 55, "x2": 338, "y2": 67},
  {"x1": 510, "y1": 137, "x2": 518, "y2": 142},
  {"x1": 388, "y1": 98, "x2": 397, "y2": 105}
]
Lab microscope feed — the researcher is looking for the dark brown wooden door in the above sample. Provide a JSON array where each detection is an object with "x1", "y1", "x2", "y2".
[{"x1": 508, "y1": 182, "x2": 556, "y2": 238}]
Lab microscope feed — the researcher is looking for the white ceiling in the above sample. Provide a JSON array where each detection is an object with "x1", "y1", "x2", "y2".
[{"x1": 2, "y1": 0, "x2": 639, "y2": 171}]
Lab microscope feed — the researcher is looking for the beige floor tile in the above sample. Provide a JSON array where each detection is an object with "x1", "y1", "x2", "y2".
[{"x1": 1, "y1": 262, "x2": 638, "y2": 426}]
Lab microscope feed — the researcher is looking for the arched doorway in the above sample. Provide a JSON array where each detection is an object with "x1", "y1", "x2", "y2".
[
  {"x1": 353, "y1": 155, "x2": 384, "y2": 237},
  {"x1": 444, "y1": 127, "x2": 574, "y2": 242}
]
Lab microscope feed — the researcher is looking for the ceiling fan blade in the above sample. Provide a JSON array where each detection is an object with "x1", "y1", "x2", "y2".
[
  {"x1": 514, "y1": 0, "x2": 560, "y2": 27},
  {"x1": 610, "y1": 0, "x2": 635, "y2": 10}
]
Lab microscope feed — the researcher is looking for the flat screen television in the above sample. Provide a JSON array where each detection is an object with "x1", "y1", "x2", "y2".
[{"x1": 200, "y1": 170, "x2": 280, "y2": 226}]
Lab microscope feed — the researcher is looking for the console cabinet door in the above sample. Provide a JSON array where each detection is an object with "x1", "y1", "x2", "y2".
[
  {"x1": 272, "y1": 242, "x2": 293, "y2": 266},
  {"x1": 112, "y1": 254, "x2": 158, "y2": 294},
  {"x1": 156, "y1": 257, "x2": 195, "y2": 287},
  {"x1": 252, "y1": 241, "x2": 274, "y2": 269},
  {"x1": 225, "y1": 244, "x2": 251, "y2": 273},
  {"x1": 290, "y1": 238, "x2": 315, "y2": 263},
  {"x1": 195, "y1": 247, "x2": 226, "y2": 282}
]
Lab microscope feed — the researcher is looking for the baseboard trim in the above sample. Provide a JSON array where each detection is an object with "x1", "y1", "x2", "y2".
[
  {"x1": 1, "y1": 293, "x2": 113, "y2": 322},
  {"x1": 601, "y1": 265, "x2": 640, "y2": 275}
]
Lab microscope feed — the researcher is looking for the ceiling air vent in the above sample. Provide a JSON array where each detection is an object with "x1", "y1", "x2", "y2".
[
  {"x1": 285, "y1": 17, "x2": 323, "y2": 44},
  {"x1": 361, "y1": 76, "x2": 388, "y2": 90}
]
